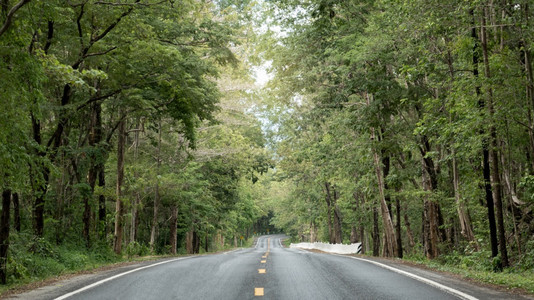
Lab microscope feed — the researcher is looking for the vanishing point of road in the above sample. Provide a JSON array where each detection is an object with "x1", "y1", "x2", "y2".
[{"x1": 7, "y1": 235, "x2": 533, "y2": 300}]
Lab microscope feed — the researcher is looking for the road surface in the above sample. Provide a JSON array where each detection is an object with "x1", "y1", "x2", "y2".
[{"x1": 7, "y1": 235, "x2": 533, "y2": 300}]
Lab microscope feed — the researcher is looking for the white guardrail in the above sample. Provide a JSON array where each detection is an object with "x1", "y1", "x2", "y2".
[{"x1": 290, "y1": 242, "x2": 362, "y2": 254}]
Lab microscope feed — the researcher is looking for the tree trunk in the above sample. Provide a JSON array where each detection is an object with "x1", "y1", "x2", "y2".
[
  {"x1": 403, "y1": 202, "x2": 415, "y2": 250},
  {"x1": 31, "y1": 112, "x2": 46, "y2": 237},
  {"x1": 88, "y1": 101, "x2": 105, "y2": 244},
  {"x1": 371, "y1": 135, "x2": 397, "y2": 256},
  {"x1": 372, "y1": 206, "x2": 380, "y2": 256},
  {"x1": 446, "y1": 47, "x2": 478, "y2": 249},
  {"x1": 12, "y1": 192, "x2": 20, "y2": 232},
  {"x1": 324, "y1": 182, "x2": 335, "y2": 244},
  {"x1": 186, "y1": 230, "x2": 194, "y2": 254},
  {"x1": 186, "y1": 228, "x2": 200, "y2": 254},
  {"x1": 524, "y1": 45, "x2": 534, "y2": 171},
  {"x1": 82, "y1": 192, "x2": 91, "y2": 247},
  {"x1": 193, "y1": 229, "x2": 200, "y2": 254},
  {"x1": 205, "y1": 233, "x2": 209, "y2": 253},
  {"x1": 350, "y1": 226, "x2": 358, "y2": 243},
  {"x1": 310, "y1": 221, "x2": 317, "y2": 242},
  {"x1": 381, "y1": 148, "x2": 393, "y2": 218},
  {"x1": 472, "y1": 7, "x2": 500, "y2": 261},
  {"x1": 130, "y1": 193, "x2": 139, "y2": 244},
  {"x1": 481, "y1": 7, "x2": 508, "y2": 268},
  {"x1": 395, "y1": 194, "x2": 403, "y2": 258},
  {"x1": 169, "y1": 205, "x2": 178, "y2": 255},
  {"x1": 130, "y1": 120, "x2": 142, "y2": 245},
  {"x1": 452, "y1": 152, "x2": 477, "y2": 248},
  {"x1": 422, "y1": 158, "x2": 440, "y2": 259},
  {"x1": 359, "y1": 226, "x2": 365, "y2": 254},
  {"x1": 0, "y1": 190, "x2": 11, "y2": 284},
  {"x1": 332, "y1": 186, "x2": 342, "y2": 244},
  {"x1": 113, "y1": 111, "x2": 126, "y2": 255},
  {"x1": 97, "y1": 163, "x2": 106, "y2": 238},
  {"x1": 366, "y1": 92, "x2": 397, "y2": 257},
  {"x1": 150, "y1": 120, "x2": 162, "y2": 253}
]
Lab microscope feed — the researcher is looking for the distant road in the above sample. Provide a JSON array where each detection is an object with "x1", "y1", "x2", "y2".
[{"x1": 8, "y1": 235, "x2": 532, "y2": 300}]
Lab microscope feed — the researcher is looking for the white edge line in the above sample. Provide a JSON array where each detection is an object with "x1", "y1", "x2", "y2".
[
  {"x1": 335, "y1": 255, "x2": 478, "y2": 300},
  {"x1": 54, "y1": 257, "x2": 193, "y2": 300}
]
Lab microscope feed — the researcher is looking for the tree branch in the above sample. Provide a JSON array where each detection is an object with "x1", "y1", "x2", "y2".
[
  {"x1": 77, "y1": 89, "x2": 122, "y2": 111},
  {"x1": 72, "y1": 0, "x2": 138, "y2": 69},
  {"x1": 83, "y1": 46, "x2": 118, "y2": 58},
  {"x1": 94, "y1": 0, "x2": 166, "y2": 7},
  {"x1": 44, "y1": 20, "x2": 54, "y2": 54},
  {"x1": 76, "y1": 2, "x2": 85, "y2": 49},
  {"x1": 0, "y1": 0, "x2": 31, "y2": 38}
]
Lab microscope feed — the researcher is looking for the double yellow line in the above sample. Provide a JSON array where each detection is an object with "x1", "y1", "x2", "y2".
[{"x1": 255, "y1": 238, "x2": 270, "y2": 297}]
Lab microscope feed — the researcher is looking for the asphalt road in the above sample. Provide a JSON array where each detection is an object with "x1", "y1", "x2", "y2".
[{"x1": 8, "y1": 235, "x2": 533, "y2": 300}]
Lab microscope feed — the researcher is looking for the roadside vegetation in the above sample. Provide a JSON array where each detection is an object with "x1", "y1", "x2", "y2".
[
  {"x1": 256, "y1": 0, "x2": 534, "y2": 294},
  {"x1": 0, "y1": 0, "x2": 273, "y2": 290},
  {"x1": 0, "y1": 232, "x2": 256, "y2": 295},
  {"x1": 406, "y1": 251, "x2": 534, "y2": 294},
  {"x1": 2, "y1": 0, "x2": 534, "y2": 296}
]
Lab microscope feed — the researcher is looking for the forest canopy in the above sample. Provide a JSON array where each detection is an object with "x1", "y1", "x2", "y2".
[{"x1": 1, "y1": 0, "x2": 534, "y2": 289}]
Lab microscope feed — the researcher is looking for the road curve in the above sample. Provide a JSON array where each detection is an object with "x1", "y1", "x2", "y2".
[{"x1": 7, "y1": 235, "x2": 532, "y2": 300}]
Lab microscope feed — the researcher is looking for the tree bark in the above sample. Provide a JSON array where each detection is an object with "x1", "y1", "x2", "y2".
[
  {"x1": 113, "y1": 110, "x2": 126, "y2": 254},
  {"x1": 193, "y1": 229, "x2": 200, "y2": 253},
  {"x1": 350, "y1": 192, "x2": 364, "y2": 244},
  {"x1": 13, "y1": 192, "x2": 20, "y2": 232},
  {"x1": 87, "y1": 101, "x2": 105, "y2": 245},
  {"x1": 452, "y1": 152, "x2": 477, "y2": 248},
  {"x1": 169, "y1": 205, "x2": 178, "y2": 255},
  {"x1": 130, "y1": 120, "x2": 142, "y2": 245},
  {"x1": 186, "y1": 230, "x2": 194, "y2": 254},
  {"x1": 31, "y1": 112, "x2": 46, "y2": 237},
  {"x1": 472, "y1": 7, "x2": 499, "y2": 261},
  {"x1": 332, "y1": 186, "x2": 342, "y2": 244},
  {"x1": 368, "y1": 95, "x2": 397, "y2": 257},
  {"x1": 481, "y1": 7, "x2": 508, "y2": 268},
  {"x1": 0, "y1": 190, "x2": 11, "y2": 284},
  {"x1": 97, "y1": 163, "x2": 106, "y2": 237},
  {"x1": 372, "y1": 206, "x2": 379, "y2": 256},
  {"x1": 310, "y1": 221, "x2": 317, "y2": 242},
  {"x1": 403, "y1": 202, "x2": 415, "y2": 250},
  {"x1": 395, "y1": 194, "x2": 403, "y2": 258},
  {"x1": 324, "y1": 182, "x2": 335, "y2": 244},
  {"x1": 150, "y1": 120, "x2": 162, "y2": 253},
  {"x1": 422, "y1": 158, "x2": 439, "y2": 259},
  {"x1": 446, "y1": 46, "x2": 478, "y2": 249}
]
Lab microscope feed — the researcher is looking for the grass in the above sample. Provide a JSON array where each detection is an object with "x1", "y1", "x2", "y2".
[{"x1": 404, "y1": 251, "x2": 534, "y2": 295}]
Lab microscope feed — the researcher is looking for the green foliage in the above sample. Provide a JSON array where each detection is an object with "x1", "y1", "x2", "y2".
[
  {"x1": 519, "y1": 175, "x2": 534, "y2": 203},
  {"x1": 125, "y1": 241, "x2": 150, "y2": 259},
  {"x1": 406, "y1": 252, "x2": 534, "y2": 294},
  {"x1": 4, "y1": 232, "x2": 118, "y2": 287}
]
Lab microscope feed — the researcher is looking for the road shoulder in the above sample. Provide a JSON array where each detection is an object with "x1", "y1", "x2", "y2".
[{"x1": 344, "y1": 254, "x2": 534, "y2": 300}]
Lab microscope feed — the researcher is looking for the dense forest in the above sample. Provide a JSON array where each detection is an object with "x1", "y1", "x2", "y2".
[
  {"x1": 0, "y1": 0, "x2": 274, "y2": 285},
  {"x1": 1, "y1": 0, "x2": 534, "y2": 290},
  {"x1": 261, "y1": 0, "x2": 534, "y2": 274}
]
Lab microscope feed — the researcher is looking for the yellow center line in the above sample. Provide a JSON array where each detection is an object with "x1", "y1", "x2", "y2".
[
  {"x1": 258, "y1": 268, "x2": 266, "y2": 274},
  {"x1": 254, "y1": 287, "x2": 264, "y2": 296},
  {"x1": 262, "y1": 255, "x2": 267, "y2": 258},
  {"x1": 260, "y1": 260, "x2": 266, "y2": 263}
]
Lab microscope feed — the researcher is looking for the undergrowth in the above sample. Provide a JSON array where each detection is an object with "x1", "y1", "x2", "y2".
[
  {"x1": 1, "y1": 231, "x2": 121, "y2": 293},
  {"x1": 1, "y1": 232, "x2": 256, "y2": 294},
  {"x1": 404, "y1": 249, "x2": 534, "y2": 294}
]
